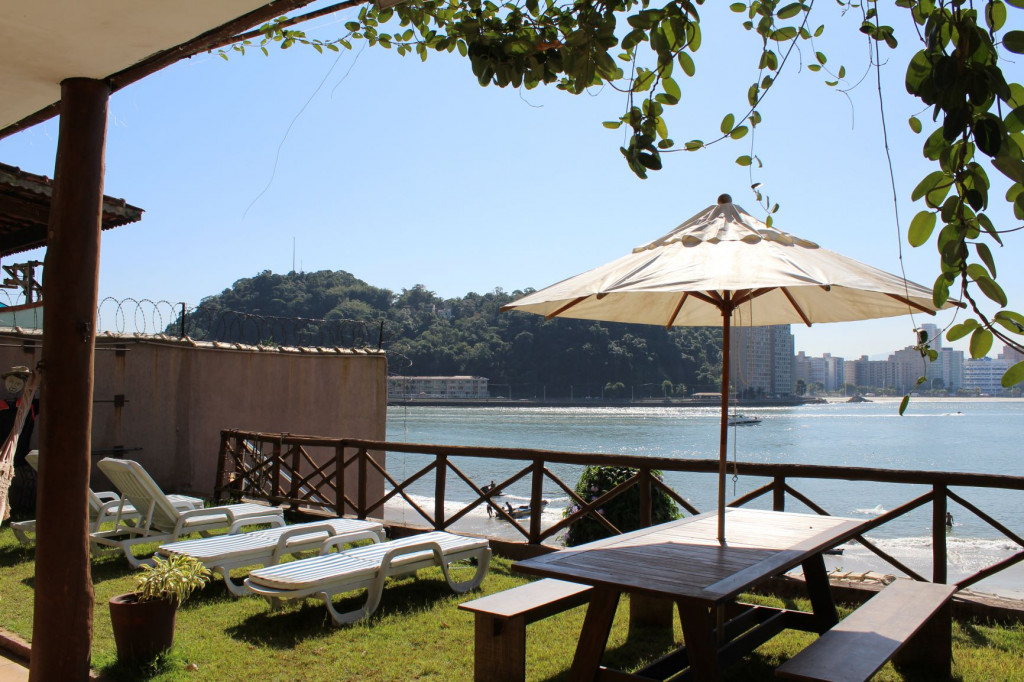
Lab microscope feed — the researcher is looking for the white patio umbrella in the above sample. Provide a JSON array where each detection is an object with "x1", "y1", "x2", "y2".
[{"x1": 502, "y1": 195, "x2": 956, "y2": 542}]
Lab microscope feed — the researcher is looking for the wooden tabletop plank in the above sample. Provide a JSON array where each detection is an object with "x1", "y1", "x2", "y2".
[{"x1": 514, "y1": 509, "x2": 866, "y2": 605}]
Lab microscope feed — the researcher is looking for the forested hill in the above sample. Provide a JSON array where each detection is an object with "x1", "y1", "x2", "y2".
[{"x1": 194, "y1": 270, "x2": 723, "y2": 398}]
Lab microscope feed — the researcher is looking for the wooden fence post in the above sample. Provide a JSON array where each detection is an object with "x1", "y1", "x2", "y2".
[
  {"x1": 639, "y1": 468, "x2": 652, "y2": 527},
  {"x1": 335, "y1": 443, "x2": 345, "y2": 517},
  {"x1": 288, "y1": 442, "x2": 300, "y2": 513},
  {"x1": 214, "y1": 431, "x2": 230, "y2": 502},
  {"x1": 773, "y1": 475, "x2": 785, "y2": 511},
  {"x1": 933, "y1": 484, "x2": 948, "y2": 584},
  {"x1": 530, "y1": 460, "x2": 545, "y2": 543},
  {"x1": 271, "y1": 439, "x2": 282, "y2": 504},
  {"x1": 358, "y1": 447, "x2": 368, "y2": 519},
  {"x1": 435, "y1": 454, "x2": 448, "y2": 530}
]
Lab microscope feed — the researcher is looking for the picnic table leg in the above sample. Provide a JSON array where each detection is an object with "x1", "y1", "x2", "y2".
[
  {"x1": 628, "y1": 594, "x2": 674, "y2": 638},
  {"x1": 473, "y1": 613, "x2": 527, "y2": 682},
  {"x1": 894, "y1": 597, "x2": 952, "y2": 680},
  {"x1": 802, "y1": 553, "x2": 838, "y2": 633},
  {"x1": 676, "y1": 601, "x2": 720, "y2": 680},
  {"x1": 568, "y1": 587, "x2": 619, "y2": 682}
]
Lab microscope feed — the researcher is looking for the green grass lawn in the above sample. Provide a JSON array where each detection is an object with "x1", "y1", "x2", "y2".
[{"x1": 1, "y1": 527, "x2": 1023, "y2": 681}]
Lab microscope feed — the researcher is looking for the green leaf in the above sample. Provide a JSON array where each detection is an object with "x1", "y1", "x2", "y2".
[
  {"x1": 912, "y1": 171, "x2": 946, "y2": 201},
  {"x1": 730, "y1": 126, "x2": 749, "y2": 140},
  {"x1": 992, "y1": 156, "x2": 1024, "y2": 184},
  {"x1": 946, "y1": 319, "x2": 979, "y2": 342},
  {"x1": 976, "y1": 275, "x2": 1008, "y2": 306},
  {"x1": 908, "y1": 210, "x2": 936, "y2": 246},
  {"x1": 909, "y1": 116, "x2": 922, "y2": 134},
  {"x1": 736, "y1": 155, "x2": 753, "y2": 166},
  {"x1": 720, "y1": 114, "x2": 735, "y2": 135},
  {"x1": 677, "y1": 52, "x2": 695, "y2": 77},
  {"x1": 663, "y1": 77, "x2": 681, "y2": 102},
  {"x1": 777, "y1": 3, "x2": 803, "y2": 19},
  {"x1": 933, "y1": 274, "x2": 950, "y2": 307},
  {"x1": 603, "y1": 121, "x2": 623, "y2": 129},
  {"x1": 994, "y1": 310, "x2": 1024, "y2": 331},
  {"x1": 899, "y1": 394, "x2": 910, "y2": 415},
  {"x1": 770, "y1": 26, "x2": 798, "y2": 41},
  {"x1": 1002, "y1": 361, "x2": 1024, "y2": 387},
  {"x1": 975, "y1": 242, "x2": 997, "y2": 278},
  {"x1": 729, "y1": 2, "x2": 747, "y2": 11},
  {"x1": 1004, "y1": 30, "x2": 1024, "y2": 54},
  {"x1": 970, "y1": 327, "x2": 994, "y2": 358},
  {"x1": 987, "y1": 0, "x2": 1008, "y2": 31},
  {"x1": 1007, "y1": 107, "x2": 1024, "y2": 134},
  {"x1": 684, "y1": 140, "x2": 704, "y2": 151}
]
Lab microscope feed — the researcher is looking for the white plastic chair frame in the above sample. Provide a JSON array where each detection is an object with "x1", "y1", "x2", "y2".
[
  {"x1": 244, "y1": 531, "x2": 491, "y2": 626},
  {"x1": 10, "y1": 451, "x2": 203, "y2": 544},
  {"x1": 159, "y1": 519, "x2": 386, "y2": 596},
  {"x1": 91, "y1": 457, "x2": 284, "y2": 567}
]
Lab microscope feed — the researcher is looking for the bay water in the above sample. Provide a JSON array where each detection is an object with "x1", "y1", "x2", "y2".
[{"x1": 384, "y1": 398, "x2": 1024, "y2": 599}]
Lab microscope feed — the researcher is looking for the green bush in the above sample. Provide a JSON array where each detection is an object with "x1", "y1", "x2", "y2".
[{"x1": 563, "y1": 465, "x2": 681, "y2": 546}]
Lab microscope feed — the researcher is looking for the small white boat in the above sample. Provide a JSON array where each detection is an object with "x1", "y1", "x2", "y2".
[{"x1": 728, "y1": 414, "x2": 762, "y2": 426}]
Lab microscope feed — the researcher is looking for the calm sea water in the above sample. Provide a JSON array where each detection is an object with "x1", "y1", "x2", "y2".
[{"x1": 383, "y1": 398, "x2": 1024, "y2": 598}]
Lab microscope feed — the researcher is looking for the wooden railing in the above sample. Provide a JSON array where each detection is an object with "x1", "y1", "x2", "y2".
[{"x1": 215, "y1": 428, "x2": 1024, "y2": 592}]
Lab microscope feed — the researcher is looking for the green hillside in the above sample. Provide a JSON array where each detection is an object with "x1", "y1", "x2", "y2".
[{"x1": 190, "y1": 270, "x2": 723, "y2": 398}]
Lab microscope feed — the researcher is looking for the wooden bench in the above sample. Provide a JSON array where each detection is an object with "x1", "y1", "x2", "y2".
[
  {"x1": 459, "y1": 578, "x2": 593, "y2": 682},
  {"x1": 776, "y1": 580, "x2": 957, "y2": 682}
]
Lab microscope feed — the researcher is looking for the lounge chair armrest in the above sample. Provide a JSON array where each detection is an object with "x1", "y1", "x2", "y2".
[
  {"x1": 94, "y1": 491, "x2": 120, "y2": 504},
  {"x1": 378, "y1": 541, "x2": 445, "y2": 572},
  {"x1": 270, "y1": 523, "x2": 363, "y2": 564},
  {"x1": 228, "y1": 514, "x2": 287, "y2": 534},
  {"x1": 172, "y1": 506, "x2": 232, "y2": 536},
  {"x1": 96, "y1": 498, "x2": 127, "y2": 516}
]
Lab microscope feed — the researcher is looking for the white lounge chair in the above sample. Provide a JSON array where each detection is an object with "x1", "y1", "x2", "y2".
[
  {"x1": 244, "y1": 531, "x2": 491, "y2": 626},
  {"x1": 91, "y1": 457, "x2": 284, "y2": 567},
  {"x1": 10, "y1": 451, "x2": 204, "y2": 544},
  {"x1": 158, "y1": 518, "x2": 386, "y2": 596}
]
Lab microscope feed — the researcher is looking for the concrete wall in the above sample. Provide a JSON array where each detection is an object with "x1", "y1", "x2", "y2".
[{"x1": 0, "y1": 331, "x2": 387, "y2": 498}]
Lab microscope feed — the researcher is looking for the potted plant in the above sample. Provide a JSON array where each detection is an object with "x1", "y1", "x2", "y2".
[{"x1": 109, "y1": 554, "x2": 211, "y2": 661}]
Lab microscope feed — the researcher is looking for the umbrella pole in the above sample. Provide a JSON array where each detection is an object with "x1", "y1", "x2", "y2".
[{"x1": 718, "y1": 308, "x2": 731, "y2": 543}]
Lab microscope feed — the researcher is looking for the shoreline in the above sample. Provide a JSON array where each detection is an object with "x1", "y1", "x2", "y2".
[
  {"x1": 389, "y1": 396, "x2": 1024, "y2": 408},
  {"x1": 389, "y1": 397, "x2": 826, "y2": 408}
]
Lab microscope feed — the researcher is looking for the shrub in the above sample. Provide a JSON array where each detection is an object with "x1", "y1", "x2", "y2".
[{"x1": 563, "y1": 465, "x2": 681, "y2": 546}]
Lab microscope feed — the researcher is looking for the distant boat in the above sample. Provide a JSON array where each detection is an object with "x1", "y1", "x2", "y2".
[{"x1": 728, "y1": 414, "x2": 762, "y2": 426}]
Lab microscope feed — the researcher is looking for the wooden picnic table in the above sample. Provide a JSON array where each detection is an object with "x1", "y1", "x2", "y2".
[{"x1": 512, "y1": 507, "x2": 869, "y2": 681}]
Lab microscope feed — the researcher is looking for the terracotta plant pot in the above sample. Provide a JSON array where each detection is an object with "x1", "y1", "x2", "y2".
[{"x1": 108, "y1": 593, "x2": 178, "y2": 661}]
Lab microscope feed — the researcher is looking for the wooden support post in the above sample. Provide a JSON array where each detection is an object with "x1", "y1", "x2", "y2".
[
  {"x1": 802, "y1": 553, "x2": 839, "y2": 633},
  {"x1": 271, "y1": 439, "x2": 282, "y2": 502},
  {"x1": 213, "y1": 431, "x2": 230, "y2": 502},
  {"x1": 933, "y1": 484, "x2": 948, "y2": 584},
  {"x1": 529, "y1": 460, "x2": 543, "y2": 543},
  {"x1": 287, "y1": 443, "x2": 300, "y2": 512},
  {"x1": 773, "y1": 475, "x2": 785, "y2": 511},
  {"x1": 357, "y1": 447, "x2": 368, "y2": 518},
  {"x1": 435, "y1": 454, "x2": 447, "y2": 530},
  {"x1": 639, "y1": 468, "x2": 652, "y2": 527},
  {"x1": 31, "y1": 77, "x2": 109, "y2": 682},
  {"x1": 334, "y1": 443, "x2": 344, "y2": 516}
]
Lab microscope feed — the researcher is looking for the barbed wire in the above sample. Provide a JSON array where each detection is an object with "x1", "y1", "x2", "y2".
[{"x1": 95, "y1": 298, "x2": 384, "y2": 349}]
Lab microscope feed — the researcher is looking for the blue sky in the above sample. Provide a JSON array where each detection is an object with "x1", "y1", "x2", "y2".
[{"x1": 1, "y1": 2, "x2": 1019, "y2": 359}]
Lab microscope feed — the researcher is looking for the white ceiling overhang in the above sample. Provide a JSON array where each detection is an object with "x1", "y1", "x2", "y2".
[{"x1": 0, "y1": 0, "x2": 318, "y2": 138}]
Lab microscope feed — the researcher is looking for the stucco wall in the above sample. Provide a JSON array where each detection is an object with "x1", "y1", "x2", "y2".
[{"x1": 0, "y1": 331, "x2": 386, "y2": 499}]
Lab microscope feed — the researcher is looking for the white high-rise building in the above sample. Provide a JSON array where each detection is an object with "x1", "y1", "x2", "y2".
[{"x1": 963, "y1": 357, "x2": 1010, "y2": 395}]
